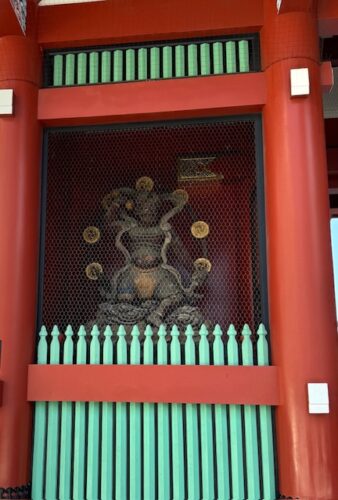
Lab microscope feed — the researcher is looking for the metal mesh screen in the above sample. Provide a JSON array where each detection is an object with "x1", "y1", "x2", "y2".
[{"x1": 40, "y1": 119, "x2": 266, "y2": 333}]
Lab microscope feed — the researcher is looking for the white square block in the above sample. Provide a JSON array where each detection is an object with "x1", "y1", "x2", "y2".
[
  {"x1": 308, "y1": 383, "x2": 329, "y2": 414},
  {"x1": 290, "y1": 68, "x2": 310, "y2": 96},
  {"x1": 0, "y1": 89, "x2": 14, "y2": 115}
]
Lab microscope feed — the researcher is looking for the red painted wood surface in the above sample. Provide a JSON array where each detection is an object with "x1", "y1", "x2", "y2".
[
  {"x1": 319, "y1": 0, "x2": 338, "y2": 37},
  {"x1": 27, "y1": 365, "x2": 280, "y2": 405}
]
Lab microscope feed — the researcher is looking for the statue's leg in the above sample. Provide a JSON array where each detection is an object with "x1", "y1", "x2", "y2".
[{"x1": 147, "y1": 293, "x2": 182, "y2": 327}]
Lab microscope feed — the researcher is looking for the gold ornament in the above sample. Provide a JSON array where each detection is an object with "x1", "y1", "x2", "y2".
[
  {"x1": 125, "y1": 200, "x2": 134, "y2": 211},
  {"x1": 83, "y1": 226, "x2": 101, "y2": 244},
  {"x1": 191, "y1": 221, "x2": 210, "y2": 239},
  {"x1": 172, "y1": 189, "x2": 189, "y2": 204},
  {"x1": 85, "y1": 262, "x2": 103, "y2": 280},
  {"x1": 194, "y1": 258, "x2": 212, "y2": 273},
  {"x1": 101, "y1": 191, "x2": 120, "y2": 211},
  {"x1": 136, "y1": 176, "x2": 154, "y2": 192}
]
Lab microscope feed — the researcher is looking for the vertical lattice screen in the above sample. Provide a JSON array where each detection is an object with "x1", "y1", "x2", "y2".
[{"x1": 40, "y1": 118, "x2": 265, "y2": 332}]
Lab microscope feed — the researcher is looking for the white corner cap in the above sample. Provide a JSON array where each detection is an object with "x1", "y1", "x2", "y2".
[
  {"x1": 0, "y1": 89, "x2": 14, "y2": 115},
  {"x1": 308, "y1": 383, "x2": 329, "y2": 414},
  {"x1": 290, "y1": 68, "x2": 310, "y2": 96}
]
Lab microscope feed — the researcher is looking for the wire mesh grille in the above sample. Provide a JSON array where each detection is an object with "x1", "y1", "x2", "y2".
[{"x1": 41, "y1": 119, "x2": 265, "y2": 333}]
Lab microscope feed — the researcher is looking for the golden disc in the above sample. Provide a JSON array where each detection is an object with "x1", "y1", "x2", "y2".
[
  {"x1": 85, "y1": 262, "x2": 103, "y2": 280},
  {"x1": 101, "y1": 191, "x2": 120, "y2": 210},
  {"x1": 191, "y1": 221, "x2": 210, "y2": 239},
  {"x1": 136, "y1": 176, "x2": 154, "y2": 192},
  {"x1": 83, "y1": 226, "x2": 101, "y2": 244},
  {"x1": 125, "y1": 200, "x2": 134, "y2": 211},
  {"x1": 194, "y1": 258, "x2": 212, "y2": 273},
  {"x1": 172, "y1": 188, "x2": 189, "y2": 204}
]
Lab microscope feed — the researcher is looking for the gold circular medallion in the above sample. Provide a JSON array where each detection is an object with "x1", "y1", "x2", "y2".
[
  {"x1": 85, "y1": 262, "x2": 103, "y2": 280},
  {"x1": 136, "y1": 176, "x2": 154, "y2": 192},
  {"x1": 83, "y1": 226, "x2": 101, "y2": 244},
  {"x1": 191, "y1": 221, "x2": 210, "y2": 239},
  {"x1": 101, "y1": 191, "x2": 120, "y2": 211},
  {"x1": 172, "y1": 189, "x2": 189, "y2": 204},
  {"x1": 194, "y1": 258, "x2": 212, "y2": 273}
]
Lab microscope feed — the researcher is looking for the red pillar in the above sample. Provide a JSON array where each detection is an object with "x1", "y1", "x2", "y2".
[
  {"x1": 0, "y1": 36, "x2": 41, "y2": 497},
  {"x1": 262, "y1": 3, "x2": 338, "y2": 499}
]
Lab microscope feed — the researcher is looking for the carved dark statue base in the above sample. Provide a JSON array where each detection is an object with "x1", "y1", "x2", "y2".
[{"x1": 0, "y1": 483, "x2": 31, "y2": 499}]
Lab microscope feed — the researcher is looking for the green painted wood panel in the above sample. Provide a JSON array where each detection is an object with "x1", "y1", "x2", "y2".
[
  {"x1": 200, "y1": 43, "x2": 211, "y2": 76},
  {"x1": 77, "y1": 53, "x2": 87, "y2": 85},
  {"x1": 225, "y1": 41, "x2": 237, "y2": 73},
  {"x1": 113, "y1": 50, "x2": 123, "y2": 82},
  {"x1": 143, "y1": 325, "x2": 155, "y2": 500},
  {"x1": 53, "y1": 54, "x2": 63, "y2": 86},
  {"x1": 89, "y1": 52, "x2": 99, "y2": 84},
  {"x1": 138, "y1": 48, "x2": 148, "y2": 80},
  {"x1": 150, "y1": 47, "x2": 160, "y2": 80},
  {"x1": 175, "y1": 45, "x2": 185, "y2": 78},
  {"x1": 101, "y1": 51, "x2": 111, "y2": 83},
  {"x1": 239, "y1": 39, "x2": 250, "y2": 72},
  {"x1": 126, "y1": 49, "x2": 136, "y2": 81},
  {"x1": 188, "y1": 44, "x2": 198, "y2": 76},
  {"x1": 130, "y1": 325, "x2": 141, "y2": 500},
  {"x1": 116, "y1": 325, "x2": 127, "y2": 500},
  {"x1": 212, "y1": 42, "x2": 224, "y2": 75},
  {"x1": 65, "y1": 54, "x2": 75, "y2": 86},
  {"x1": 101, "y1": 326, "x2": 114, "y2": 500},
  {"x1": 157, "y1": 325, "x2": 170, "y2": 500},
  {"x1": 162, "y1": 46, "x2": 173, "y2": 79}
]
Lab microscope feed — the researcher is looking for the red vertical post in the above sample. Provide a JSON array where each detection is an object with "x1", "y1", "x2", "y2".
[
  {"x1": 262, "y1": 2, "x2": 338, "y2": 499},
  {"x1": 0, "y1": 36, "x2": 41, "y2": 497}
]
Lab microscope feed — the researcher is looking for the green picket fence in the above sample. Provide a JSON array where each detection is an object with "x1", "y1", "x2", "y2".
[
  {"x1": 45, "y1": 35, "x2": 259, "y2": 88},
  {"x1": 32, "y1": 324, "x2": 276, "y2": 500}
]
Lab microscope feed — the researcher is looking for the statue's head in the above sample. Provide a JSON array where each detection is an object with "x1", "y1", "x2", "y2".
[{"x1": 133, "y1": 191, "x2": 161, "y2": 227}]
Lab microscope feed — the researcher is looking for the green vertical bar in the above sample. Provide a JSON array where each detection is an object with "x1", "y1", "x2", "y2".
[
  {"x1": 200, "y1": 43, "x2": 211, "y2": 75},
  {"x1": 227, "y1": 324, "x2": 245, "y2": 500},
  {"x1": 116, "y1": 325, "x2": 127, "y2": 500},
  {"x1": 143, "y1": 325, "x2": 155, "y2": 500},
  {"x1": 213, "y1": 324, "x2": 230, "y2": 500},
  {"x1": 89, "y1": 52, "x2": 99, "y2": 84},
  {"x1": 138, "y1": 48, "x2": 148, "y2": 80},
  {"x1": 212, "y1": 42, "x2": 224, "y2": 75},
  {"x1": 59, "y1": 326, "x2": 74, "y2": 500},
  {"x1": 53, "y1": 54, "x2": 63, "y2": 86},
  {"x1": 113, "y1": 50, "x2": 123, "y2": 82},
  {"x1": 101, "y1": 326, "x2": 114, "y2": 500},
  {"x1": 31, "y1": 326, "x2": 48, "y2": 500},
  {"x1": 65, "y1": 53, "x2": 75, "y2": 85},
  {"x1": 77, "y1": 53, "x2": 87, "y2": 85},
  {"x1": 184, "y1": 325, "x2": 200, "y2": 500},
  {"x1": 130, "y1": 325, "x2": 141, "y2": 500},
  {"x1": 188, "y1": 44, "x2": 198, "y2": 76},
  {"x1": 45, "y1": 326, "x2": 60, "y2": 500},
  {"x1": 225, "y1": 41, "x2": 237, "y2": 73},
  {"x1": 125, "y1": 49, "x2": 136, "y2": 81},
  {"x1": 239, "y1": 40, "x2": 250, "y2": 72},
  {"x1": 150, "y1": 47, "x2": 160, "y2": 79},
  {"x1": 101, "y1": 51, "x2": 111, "y2": 83},
  {"x1": 242, "y1": 325, "x2": 260, "y2": 500},
  {"x1": 73, "y1": 325, "x2": 87, "y2": 500},
  {"x1": 257, "y1": 324, "x2": 276, "y2": 500},
  {"x1": 175, "y1": 45, "x2": 185, "y2": 77},
  {"x1": 162, "y1": 46, "x2": 173, "y2": 79},
  {"x1": 170, "y1": 325, "x2": 185, "y2": 500},
  {"x1": 157, "y1": 325, "x2": 170, "y2": 500}
]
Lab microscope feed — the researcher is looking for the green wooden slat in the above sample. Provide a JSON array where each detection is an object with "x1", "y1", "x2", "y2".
[
  {"x1": 239, "y1": 39, "x2": 250, "y2": 72},
  {"x1": 77, "y1": 53, "x2": 87, "y2": 85},
  {"x1": 45, "y1": 325, "x2": 60, "y2": 500},
  {"x1": 200, "y1": 43, "x2": 211, "y2": 76},
  {"x1": 258, "y1": 324, "x2": 276, "y2": 500},
  {"x1": 65, "y1": 53, "x2": 75, "y2": 86},
  {"x1": 242, "y1": 324, "x2": 260, "y2": 500},
  {"x1": 175, "y1": 45, "x2": 185, "y2": 77},
  {"x1": 101, "y1": 51, "x2": 111, "y2": 83},
  {"x1": 157, "y1": 325, "x2": 170, "y2": 500},
  {"x1": 150, "y1": 47, "x2": 160, "y2": 80},
  {"x1": 130, "y1": 325, "x2": 141, "y2": 500},
  {"x1": 188, "y1": 44, "x2": 198, "y2": 76},
  {"x1": 162, "y1": 46, "x2": 173, "y2": 79},
  {"x1": 89, "y1": 52, "x2": 99, "y2": 84},
  {"x1": 184, "y1": 325, "x2": 200, "y2": 500},
  {"x1": 113, "y1": 50, "x2": 123, "y2": 82},
  {"x1": 138, "y1": 48, "x2": 148, "y2": 80},
  {"x1": 31, "y1": 326, "x2": 48, "y2": 500},
  {"x1": 199, "y1": 324, "x2": 215, "y2": 500},
  {"x1": 59, "y1": 326, "x2": 74, "y2": 500},
  {"x1": 225, "y1": 41, "x2": 237, "y2": 73},
  {"x1": 212, "y1": 324, "x2": 230, "y2": 500},
  {"x1": 212, "y1": 42, "x2": 224, "y2": 75},
  {"x1": 53, "y1": 54, "x2": 63, "y2": 86},
  {"x1": 126, "y1": 49, "x2": 136, "y2": 81},
  {"x1": 101, "y1": 326, "x2": 114, "y2": 500},
  {"x1": 116, "y1": 325, "x2": 127, "y2": 500},
  {"x1": 73, "y1": 325, "x2": 87, "y2": 500},
  {"x1": 143, "y1": 325, "x2": 155, "y2": 500},
  {"x1": 227, "y1": 324, "x2": 245, "y2": 500}
]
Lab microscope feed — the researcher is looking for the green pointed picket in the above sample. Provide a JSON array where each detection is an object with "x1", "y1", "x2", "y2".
[
  {"x1": 188, "y1": 44, "x2": 198, "y2": 76},
  {"x1": 126, "y1": 49, "x2": 136, "y2": 81},
  {"x1": 242, "y1": 324, "x2": 260, "y2": 500},
  {"x1": 143, "y1": 325, "x2": 156, "y2": 500},
  {"x1": 101, "y1": 326, "x2": 114, "y2": 500},
  {"x1": 101, "y1": 51, "x2": 112, "y2": 83},
  {"x1": 258, "y1": 324, "x2": 276, "y2": 500},
  {"x1": 53, "y1": 54, "x2": 63, "y2": 86},
  {"x1": 113, "y1": 50, "x2": 123, "y2": 82},
  {"x1": 150, "y1": 47, "x2": 160, "y2": 79},
  {"x1": 162, "y1": 46, "x2": 173, "y2": 79},
  {"x1": 157, "y1": 325, "x2": 170, "y2": 500},
  {"x1": 239, "y1": 40, "x2": 249, "y2": 72},
  {"x1": 65, "y1": 53, "x2": 75, "y2": 85},
  {"x1": 199, "y1": 324, "x2": 215, "y2": 500},
  {"x1": 227, "y1": 324, "x2": 245, "y2": 500},
  {"x1": 130, "y1": 325, "x2": 141, "y2": 500},
  {"x1": 59, "y1": 326, "x2": 74, "y2": 500},
  {"x1": 116, "y1": 325, "x2": 127, "y2": 500},
  {"x1": 212, "y1": 42, "x2": 224, "y2": 74},
  {"x1": 45, "y1": 326, "x2": 60, "y2": 500},
  {"x1": 138, "y1": 48, "x2": 148, "y2": 80},
  {"x1": 73, "y1": 325, "x2": 87, "y2": 500},
  {"x1": 225, "y1": 41, "x2": 237, "y2": 73},
  {"x1": 175, "y1": 45, "x2": 185, "y2": 77},
  {"x1": 31, "y1": 326, "x2": 48, "y2": 500},
  {"x1": 89, "y1": 52, "x2": 99, "y2": 84},
  {"x1": 200, "y1": 43, "x2": 211, "y2": 75},
  {"x1": 212, "y1": 324, "x2": 230, "y2": 500},
  {"x1": 184, "y1": 325, "x2": 200, "y2": 500},
  {"x1": 170, "y1": 325, "x2": 185, "y2": 500},
  {"x1": 77, "y1": 53, "x2": 87, "y2": 85}
]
